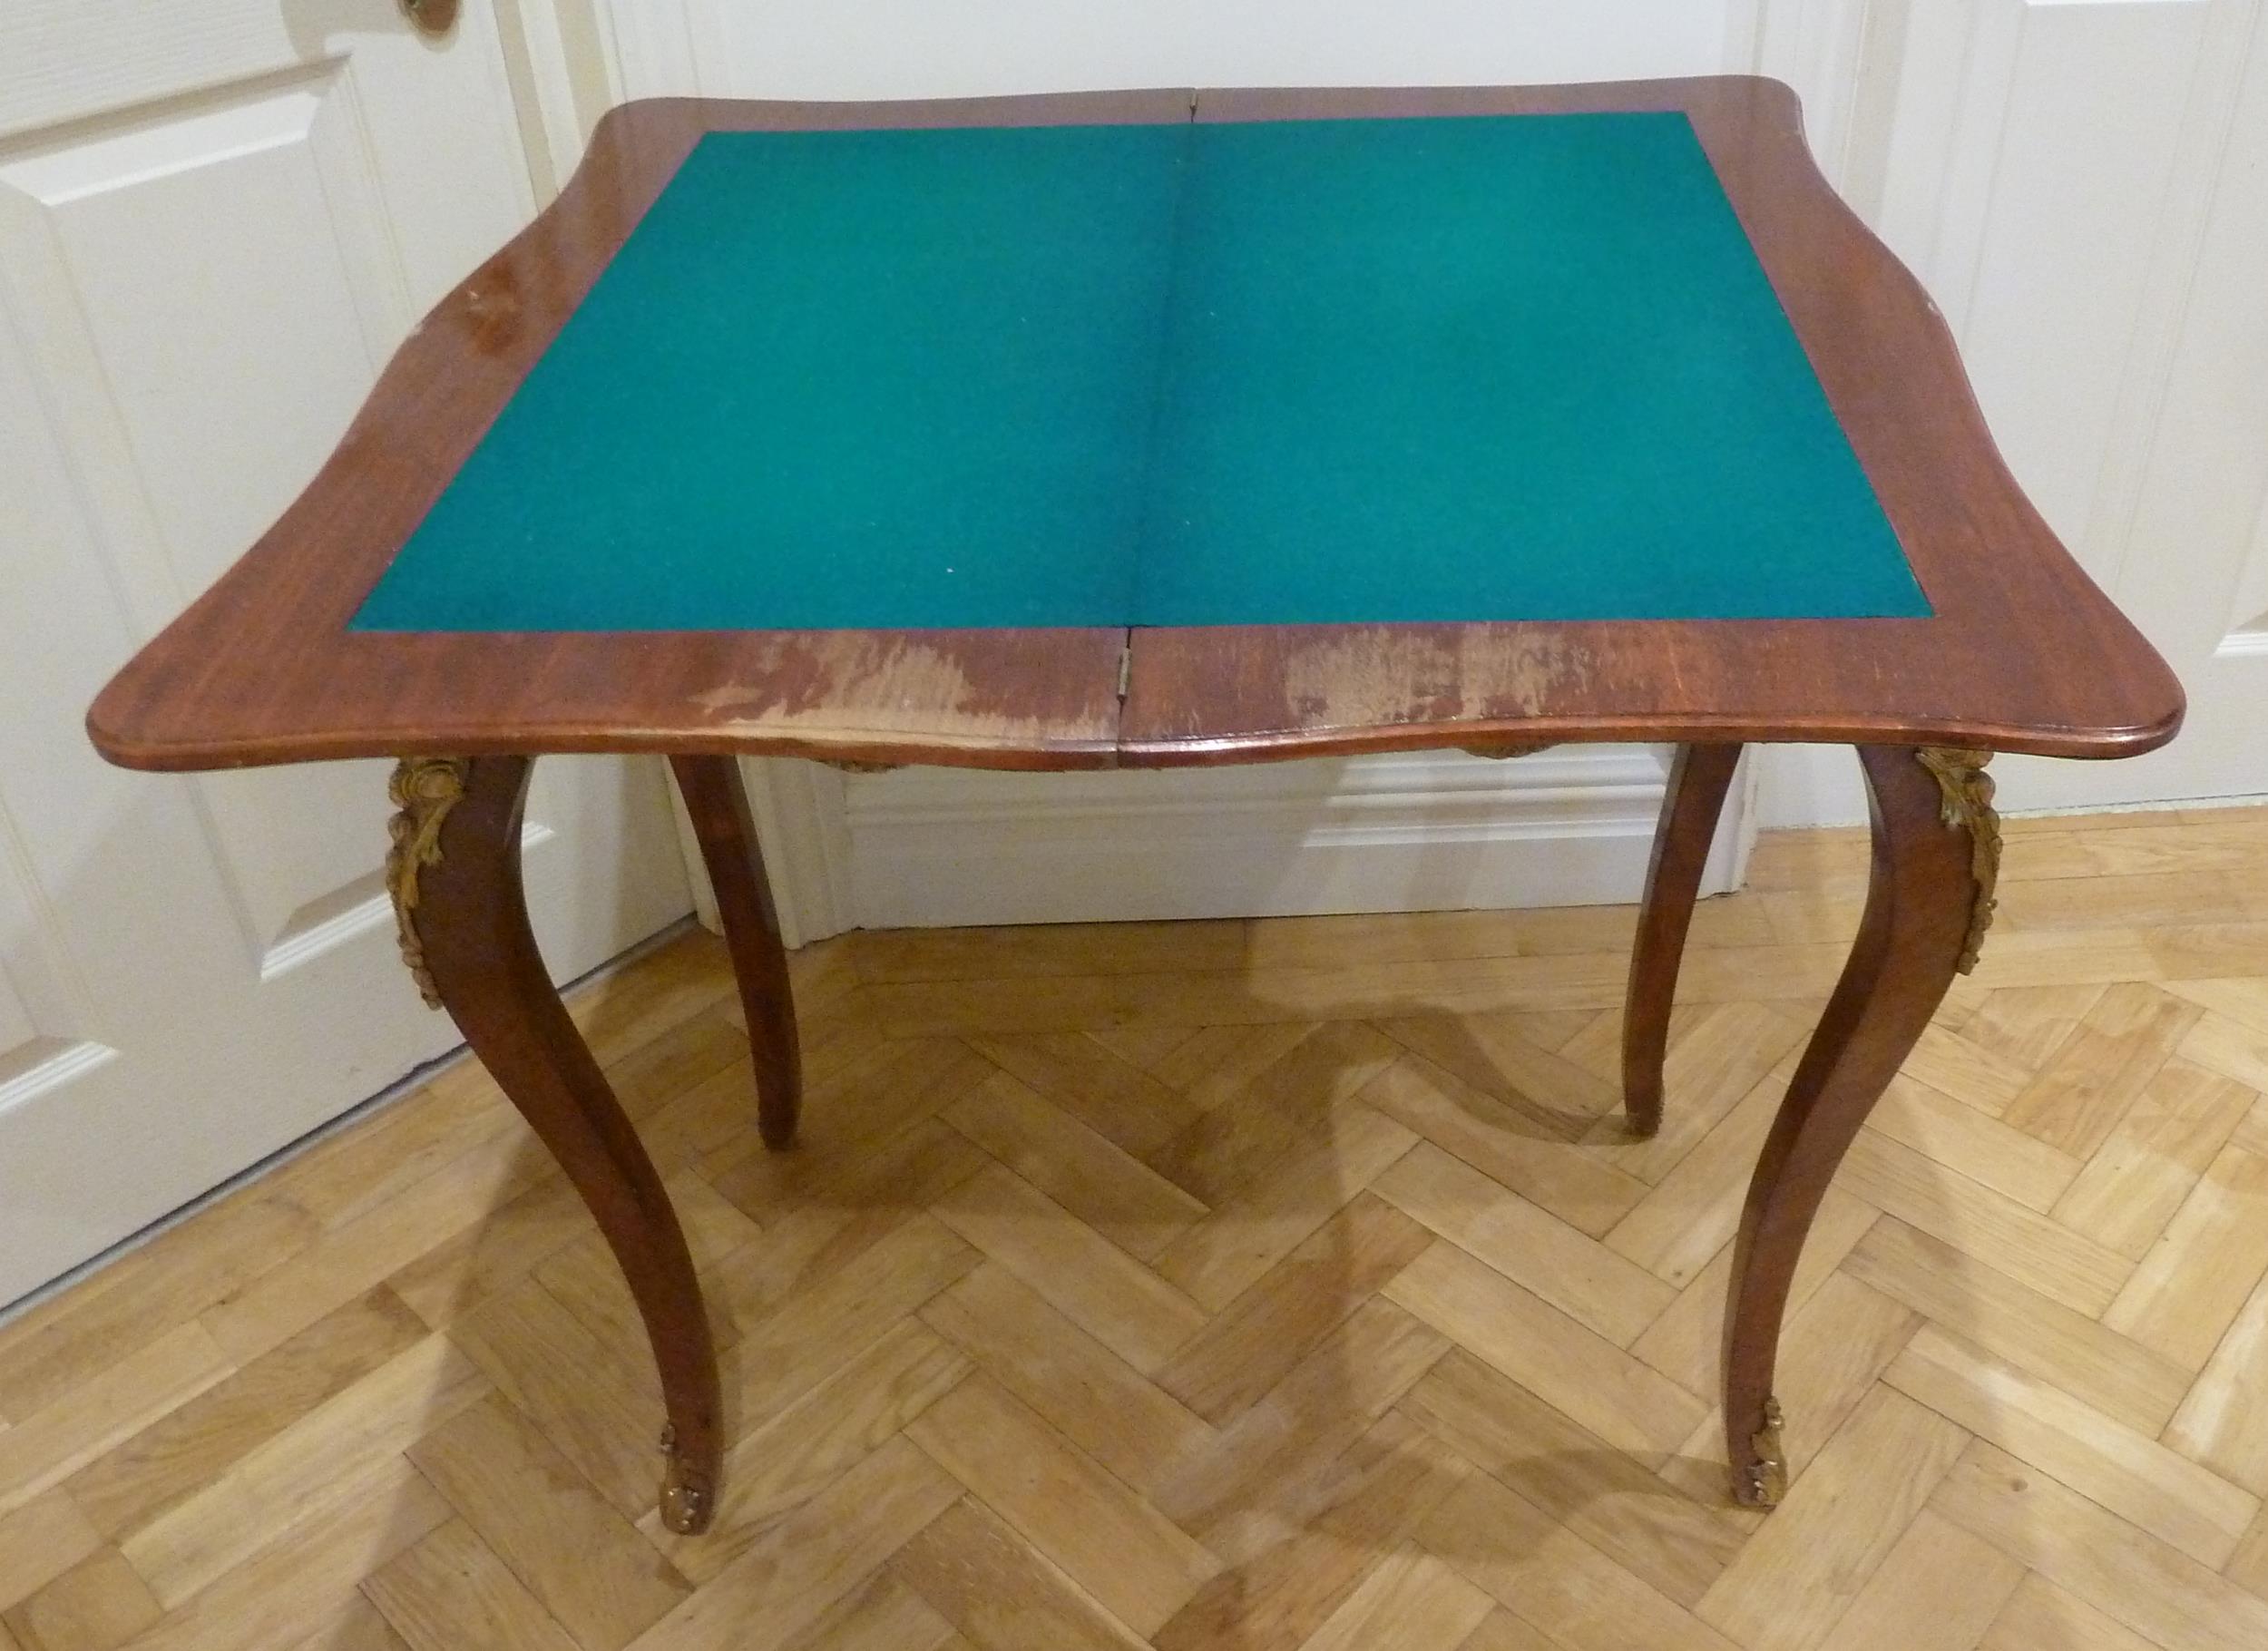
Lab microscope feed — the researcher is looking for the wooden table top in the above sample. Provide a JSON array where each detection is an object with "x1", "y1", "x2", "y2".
[{"x1": 88, "y1": 79, "x2": 2184, "y2": 774}]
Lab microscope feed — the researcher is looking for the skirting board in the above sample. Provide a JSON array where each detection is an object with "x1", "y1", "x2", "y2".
[{"x1": 707, "y1": 745, "x2": 1754, "y2": 941}]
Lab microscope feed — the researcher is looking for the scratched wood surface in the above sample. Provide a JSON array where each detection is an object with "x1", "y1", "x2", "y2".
[{"x1": 9, "y1": 805, "x2": 2268, "y2": 1650}]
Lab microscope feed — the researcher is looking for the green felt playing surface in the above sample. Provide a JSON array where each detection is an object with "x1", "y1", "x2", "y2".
[{"x1": 350, "y1": 112, "x2": 1929, "y2": 634}]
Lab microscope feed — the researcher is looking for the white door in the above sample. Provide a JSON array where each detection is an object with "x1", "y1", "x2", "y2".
[
  {"x1": 1747, "y1": 0, "x2": 2268, "y2": 822},
  {"x1": 0, "y1": 2, "x2": 692, "y2": 1306}
]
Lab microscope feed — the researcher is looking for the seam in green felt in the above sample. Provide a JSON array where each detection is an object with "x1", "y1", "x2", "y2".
[{"x1": 350, "y1": 112, "x2": 1929, "y2": 633}]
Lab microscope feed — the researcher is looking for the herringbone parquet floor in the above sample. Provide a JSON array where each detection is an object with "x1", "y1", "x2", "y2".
[{"x1": 8, "y1": 807, "x2": 2268, "y2": 1651}]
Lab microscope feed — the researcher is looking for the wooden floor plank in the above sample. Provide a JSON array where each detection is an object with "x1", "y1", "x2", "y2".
[
  {"x1": 113, "y1": 1458, "x2": 448, "y2": 1651},
  {"x1": 446, "y1": 1282, "x2": 664, "y2": 1520},
  {"x1": 2000, "y1": 983, "x2": 2200, "y2": 1159},
  {"x1": 1153, "y1": 1194, "x2": 1432, "y2": 1427},
  {"x1": 1832, "y1": 1132, "x2": 2135, "y2": 1316},
  {"x1": 2051, "y1": 1058, "x2": 2257, "y2": 1259},
  {"x1": 904, "y1": 1375, "x2": 1219, "y2": 1636},
  {"x1": 643, "y1": 1322, "x2": 965, "y2": 1584},
  {"x1": 199, "y1": 1131, "x2": 550, "y2": 1365},
  {"x1": 1842, "y1": 1219, "x2": 2190, "y2": 1434},
  {"x1": 1384, "y1": 1242, "x2": 1705, "y2": 1468},
  {"x1": 1979, "y1": 1574, "x2": 2164, "y2": 1651},
  {"x1": 777, "y1": 1569, "x2": 956, "y2": 1651},
  {"x1": 1864, "y1": 1074, "x2": 2084, "y2": 1211},
  {"x1": 5, "y1": 1548, "x2": 162, "y2": 1651},
  {"x1": 1372, "y1": 1011, "x2": 1620, "y2": 1138},
  {"x1": 1934, "y1": 1441, "x2": 2268, "y2": 1651},
  {"x1": 0, "y1": 1196, "x2": 310, "y2": 1425},
  {"x1": 1376, "y1": 1145, "x2": 1676, "y2": 1347},
  {"x1": 1696, "y1": 1387, "x2": 1970, "y2": 1651},
  {"x1": 1293, "y1": 1541, "x2": 1493, "y2": 1651},
  {"x1": 626, "y1": 1436, "x2": 960, "y2": 1651},
  {"x1": 1661, "y1": 1270, "x2": 1920, "y2": 1505},
  {"x1": 5, "y1": 809, "x2": 2266, "y2": 1651},
  {"x1": 0, "y1": 1328, "x2": 231, "y2": 1526},
  {"x1": 1628, "y1": 1187, "x2": 1880, "y2": 1398},
  {"x1": 2102, "y1": 1143, "x2": 2268, "y2": 1369},
  {"x1": 362, "y1": 1519, "x2": 580, "y2": 1651},
  {"x1": 0, "y1": 1494, "x2": 102, "y2": 1617},
  {"x1": 2164, "y1": 1269, "x2": 2268, "y2": 1496},
  {"x1": 1422, "y1": 1471, "x2": 1739, "y2": 1651},
  {"x1": 408, "y1": 1394, "x2": 691, "y2": 1648},
  {"x1": 1603, "y1": 1070, "x2": 1787, "y2": 1288},
  {"x1": 1354, "y1": 1057, "x2": 1651, "y2": 1238},
  {"x1": 918, "y1": 1268, "x2": 1209, "y2": 1497},
  {"x1": 942, "y1": 1072, "x2": 1208, "y2": 1264},
  {"x1": 118, "y1": 1335, "x2": 486, "y2": 1608},
  {"x1": 1813, "y1": 1508, "x2": 2022, "y2": 1651},
  {"x1": 1149, "y1": 1305, "x2": 1448, "y2": 1562},
  {"x1": 1152, "y1": 1413, "x2": 1467, "y2": 1651},
  {"x1": 68, "y1": 1289, "x2": 427, "y2": 1543},
  {"x1": 1575, "y1": 1002, "x2": 1810, "y2": 1182},
  {"x1": 1398, "y1": 1349, "x2": 1745, "y2": 1609},
  {"x1": 719, "y1": 1213, "x2": 978, "y2": 1433},
  {"x1": 1149, "y1": 1102, "x2": 1415, "y2": 1311},
  {"x1": 889, "y1": 1498, "x2": 1147, "y2": 1651},
  {"x1": 1883, "y1": 1325, "x2": 2257, "y2": 1568}
]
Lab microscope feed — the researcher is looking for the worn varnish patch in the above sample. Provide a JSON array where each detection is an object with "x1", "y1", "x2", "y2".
[
  {"x1": 685, "y1": 630, "x2": 1126, "y2": 754},
  {"x1": 1119, "y1": 624, "x2": 1600, "y2": 758},
  {"x1": 1276, "y1": 627, "x2": 1596, "y2": 728}
]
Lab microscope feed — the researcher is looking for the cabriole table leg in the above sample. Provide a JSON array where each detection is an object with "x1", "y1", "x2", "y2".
[
  {"x1": 386, "y1": 754, "x2": 725, "y2": 1533},
  {"x1": 1722, "y1": 744, "x2": 1998, "y2": 1507},
  {"x1": 1622, "y1": 742, "x2": 1744, "y2": 1138},
  {"x1": 669, "y1": 755, "x2": 803, "y2": 1149}
]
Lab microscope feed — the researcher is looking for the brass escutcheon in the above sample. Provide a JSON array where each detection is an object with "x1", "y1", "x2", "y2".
[{"x1": 401, "y1": 0, "x2": 461, "y2": 36}]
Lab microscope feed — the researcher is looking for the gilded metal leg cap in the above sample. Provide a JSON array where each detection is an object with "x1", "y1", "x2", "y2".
[
  {"x1": 659, "y1": 1423, "x2": 718, "y2": 1535},
  {"x1": 1735, "y1": 1396, "x2": 1788, "y2": 1509},
  {"x1": 1915, "y1": 747, "x2": 2002, "y2": 975},
  {"x1": 385, "y1": 757, "x2": 471, "y2": 1010}
]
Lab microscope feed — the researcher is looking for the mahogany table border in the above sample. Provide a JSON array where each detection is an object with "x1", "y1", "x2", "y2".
[{"x1": 87, "y1": 80, "x2": 2183, "y2": 775}]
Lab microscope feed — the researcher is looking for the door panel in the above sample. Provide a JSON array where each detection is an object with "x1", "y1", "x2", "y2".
[
  {"x1": 1755, "y1": 0, "x2": 2268, "y2": 818},
  {"x1": 0, "y1": 4, "x2": 690, "y2": 1305},
  {"x1": 1951, "y1": 5, "x2": 2209, "y2": 591}
]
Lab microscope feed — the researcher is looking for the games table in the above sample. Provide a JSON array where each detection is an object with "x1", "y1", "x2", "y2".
[{"x1": 87, "y1": 79, "x2": 2185, "y2": 1533}]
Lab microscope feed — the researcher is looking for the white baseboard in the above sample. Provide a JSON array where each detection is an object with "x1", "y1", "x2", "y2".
[
  {"x1": 761, "y1": 745, "x2": 1749, "y2": 933},
  {"x1": 1749, "y1": 743, "x2": 2265, "y2": 831}
]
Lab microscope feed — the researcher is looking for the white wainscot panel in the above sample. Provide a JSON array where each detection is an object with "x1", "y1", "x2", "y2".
[
  {"x1": 0, "y1": 71, "x2": 405, "y2": 605},
  {"x1": 187, "y1": 763, "x2": 400, "y2": 979},
  {"x1": 0, "y1": 966, "x2": 116, "y2": 1114},
  {"x1": 187, "y1": 767, "x2": 569, "y2": 982},
  {"x1": 0, "y1": 860, "x2": 205, "y2": 1302},
  {"x1": 0, "y1": 962, "x2": 34, "y2": 1064},
  {"x1": 0, "y1": 73, "x2": 420, "y2": 976},
  {"x1": 0, "y1": 838, "x2": 119, "y2": 1158},
  {"x1": 2226, "y1": 492, "x2": 2268, "y2": 643},
  {"x1": 0, "y1": 950, "x2": 131, "y2": 1304}
]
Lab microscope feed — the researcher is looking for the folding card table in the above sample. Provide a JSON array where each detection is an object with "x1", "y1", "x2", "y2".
[{"x1": 88, "y1": 79, "x2": 2185, "y2": 1532}]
